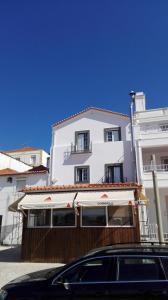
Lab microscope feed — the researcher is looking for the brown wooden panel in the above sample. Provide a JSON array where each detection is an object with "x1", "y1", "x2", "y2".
[{"x1": 21, "y1": 211, "x2": 140, "y2": 263}]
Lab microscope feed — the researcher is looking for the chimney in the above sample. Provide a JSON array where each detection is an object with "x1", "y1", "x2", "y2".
[{"x1": 134, "y1": 92, "x2": 146, "y2": 112}]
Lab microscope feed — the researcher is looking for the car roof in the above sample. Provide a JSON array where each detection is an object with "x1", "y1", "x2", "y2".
[{"x1": 85, "y1": 243, "x2": 168, "y2": 257}]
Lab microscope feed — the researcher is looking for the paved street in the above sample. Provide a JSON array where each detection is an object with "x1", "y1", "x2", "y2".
[{"x1": 0, "y1": 246, "x2": 63, "y2": 288}]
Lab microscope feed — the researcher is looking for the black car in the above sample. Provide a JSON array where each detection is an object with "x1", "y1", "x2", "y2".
[{"x1": 1, "y1": 243, "x2": 168, "y2": 299}]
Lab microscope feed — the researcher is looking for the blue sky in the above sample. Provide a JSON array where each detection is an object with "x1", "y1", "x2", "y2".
[{"x1": 0, "y1": 0, "x2": 168, "y2": 152}]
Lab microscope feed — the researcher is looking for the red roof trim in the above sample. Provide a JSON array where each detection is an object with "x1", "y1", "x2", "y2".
[
  {"x1": 22, "y1": 182, "x2": 141, "y2": 193},
  {"x1": 4, "y1": 147, "x2": 39, "y2": 153},
  {"x1": 52, "y1": 107, "x2": 129, "y2": 128}
]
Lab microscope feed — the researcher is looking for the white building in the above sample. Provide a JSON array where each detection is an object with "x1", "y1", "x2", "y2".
[
  {"x1": 0, "y1": 152, "x2": 30, "y2": 172},
  {"x1": 50, "y1": 107, "x2": 134, "y2": 185},
  {"x1": 5, "y1": 147, "x2": 50, "y2": 167},
  {"x1": 133, "y1": 92, "x2": 168, "y2": 239},
  {"x1": 0, "y1": 165, "x2": 49, "y2": 245}
]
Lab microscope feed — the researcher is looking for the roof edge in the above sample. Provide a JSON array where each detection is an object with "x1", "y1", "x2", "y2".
[{"x1": 52, "y1": 107, "x2": 129, "y2": 128}]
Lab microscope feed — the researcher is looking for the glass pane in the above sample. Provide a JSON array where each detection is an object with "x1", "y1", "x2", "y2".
[
  {"x1": 119, "y1": 257, "x2": 164, "y2": 281},
  {"x1": 59, "y1": 258, "x2": 111, "y2": 283},
  {"x1": 113, "y1": 130, "x2": 119, "y2": 141},
  {"x1": 28, "y1": 209, "x2": 51, "y2": 227},
  {"x1": 107, "y1": 131, "x2": 113, "y2": 141},
  {"x1": 82, "y1": 207, "x2": 106, "y2": 226},
  {"x1": 113, "y1": 166, "x2": 121, "y2": 182},
  {"x1": 76, "y1": 168, "x2": 88, "y2": 182},
  {"x1": 108, "y1": 206, "x2": 133, "y2": 226},
  {"x1": 77, "y1": 133, "x2": 85, "y2": 151},
  {"x1": 52, "y1": 209, "x2": 75, "y2": 226}
]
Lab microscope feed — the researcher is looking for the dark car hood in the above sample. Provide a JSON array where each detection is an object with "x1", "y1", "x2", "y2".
[{"x1": 7, "y1": 266, "x2": 64, "y2": 285}]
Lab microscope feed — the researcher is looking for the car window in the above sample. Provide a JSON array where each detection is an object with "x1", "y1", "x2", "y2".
[
  {"x1": 161, "y1": 257, "x2": 168, "y2": 279},
  {"x1": 118, "y1": 257, "x2": 165, "y2": 281},
  {"x1": 56, "y1": 257, "x2": 114, "y2": 283}
]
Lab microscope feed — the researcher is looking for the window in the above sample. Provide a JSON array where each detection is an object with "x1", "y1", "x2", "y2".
[
  {"x1": 52, "y1": 209, "x2": 76, "y2": 227},
  {"x1": 118, "y1": 257, "x2": 164, "y2": 281},
  {"x1": 160, "y1": 124, "x2": 168, "y2": 132},
  {"x1": 82, "y1": 207, "x2": 106, "y2": 226},
  {"x1": 104, "y1": 128, "x2": 121, "y2": 142},
  {"x1": 56, "y1": 257, "x2": 112, "y2": 283},
  {"x1": 28, "y1": 209, "x2": 51, "y2": 227},
  {"x1": 81, "y1": 206, "x2": 134, "y2": 227},
  {"x1": 75, "y1": 166, "x2": 90, "y2": 183},
  {"x1": 161, "y1": 157, "x2": 168, "y2": 171},
  {"x1": 105, "y1": 164, "x2": 123, "y2": 183},
  {"x1": 16, "y1": 178, "x2": 26, "y2": 191},
  {"x1": 30, "y1": 155, "x2": 36, "y2": 165},
  {"x1": 108, "y1": 206, "x2": 133, "y2": 226},
  {"x1": 161, "y1": 258, "x2": 168, "y2": 278},
  {"x1": 75, "y1": 131, "x2": 90, "y2": 152}
]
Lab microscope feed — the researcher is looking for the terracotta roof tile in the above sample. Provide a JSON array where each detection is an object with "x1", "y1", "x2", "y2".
[
  {"x1": 0, "y1": 166, "x2": 48, "y2": 177},
  {"x1": 4, "y1": 147, "x2": 39, "y2": 153},
  {"x1": 53, "y1": 107, "x2": 129, "y2": 127},
  {"x1": 0, "y1": 169, "x2": 19, "y2": 175},
  {"x1": 22, "y1": 182, "x2": 141, "y2": 193}
]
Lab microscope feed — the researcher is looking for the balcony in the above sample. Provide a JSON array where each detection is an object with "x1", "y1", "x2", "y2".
[
  {"x1": 140, "y1": 123, "x2": 168, "y2": 133},
  {"x1": 143, "y1": 164, "x2": 168, "y2": 172},
  {"x1": 71, "y1": 142, "x2": 92, "y2": 154}
]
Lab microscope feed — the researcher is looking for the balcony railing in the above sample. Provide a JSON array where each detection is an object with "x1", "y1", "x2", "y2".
[
  {"x1": 143, "y1": 164, "x2": 168, "y2": 172},
  {"x1": 140, "y1": 124, "x2": 168, "y2": 134},
  {"x1": 71, "y1": 142, "x2": 92, "y2": 154}
]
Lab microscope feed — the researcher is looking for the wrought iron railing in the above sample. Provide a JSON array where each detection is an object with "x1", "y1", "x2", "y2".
[{"x1": 71, "y1": 142, "x2": 92, "y2": 154}]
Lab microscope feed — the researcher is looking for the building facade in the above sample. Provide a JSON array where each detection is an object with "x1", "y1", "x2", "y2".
[
  {"x1": 50, "y1": 107, "x2": 134, "y2": 185},
  {"x1": 0, "y1": 166, "x2": 49, "y2": 245},
  {"x1": 5, "y1": 147, "x2": 50, "y2": 167},
  {"x1": 133, "y1": 92, "x2": 168, "y2": 239}
]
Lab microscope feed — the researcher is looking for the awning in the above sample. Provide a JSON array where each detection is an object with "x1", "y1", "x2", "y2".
[
  {"x1": 18, "y1": 192, "x2": 76, "y2": 210},
  {"x1": 74, "y1": 190, "x2": 135, "y2": 207}
]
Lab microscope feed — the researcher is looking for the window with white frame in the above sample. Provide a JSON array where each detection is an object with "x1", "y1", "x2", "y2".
[
  {"x1": 16, "y1": 178, "x2": 26, "y2": 191},
  {"x1": 28, "y1": 209, "x2": 51, "y2": 227},
  {"x1": 108, "y1": 206, "x2": 133, "y2": 226},
  {"x1": 75, "y1": 166, "x2": 90, "y2": 183},
  {"x1": 81, "y1": 206, "x2": 133, "y2": 227},
  {"x1": 82, "y1": 207, "x2": 106, "y2": 226},
  {"x1": 104, "y1": 127, "x2": 121, "y2": 142},
  {"x1": 30, "y1": 155, "x2": 36, "y2": 165},
  {"x1": 52, "y1": 209, "x2": 76, "y2": 227},
  {"x1": 28, "y1": 209, "x2": 76, "y2": 227}
]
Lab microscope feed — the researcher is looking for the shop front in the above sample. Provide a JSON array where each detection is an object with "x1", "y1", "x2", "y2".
[{"x1": 11, "y1": 183, "x2": 141, "y2": 262}]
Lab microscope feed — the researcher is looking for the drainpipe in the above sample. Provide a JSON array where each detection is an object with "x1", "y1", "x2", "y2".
[
  {"x1": 151, "y1": 154, "x2": 164, "y2": 243},
  {"x1": 129, "y1": 91, "x2": 138, "y2": 182}
]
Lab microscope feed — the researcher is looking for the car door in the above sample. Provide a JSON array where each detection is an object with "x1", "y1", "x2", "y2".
[
  {"x1": 107, "y1": 255, "x2": 168, "y2": 299},
  {"x1": 51, "y1": 256, "x2": 115, "y2": 300}
]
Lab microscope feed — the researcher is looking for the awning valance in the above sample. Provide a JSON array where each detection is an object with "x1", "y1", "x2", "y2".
[
  {"x1": 18, "y1": 192, "x2": 76, "y2": 210},
  {"x1": 75, "y1": 190, "x2": 135, "y2": 207}
]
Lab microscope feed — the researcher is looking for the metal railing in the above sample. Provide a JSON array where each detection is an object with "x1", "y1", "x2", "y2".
[
  {"x1": 71, "y1": 142, "x2": 92, "y2": 154},
  {"x1": 143, "y1": 164, "x2": 168, "y2": 172}
]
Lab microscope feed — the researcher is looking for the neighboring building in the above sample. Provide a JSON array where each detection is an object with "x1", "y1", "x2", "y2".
[
  {"x1": 50, "y1": 107, "x2": 134, "y2": 185},
  {"x1": 0, "y1": 165, "x2": 49, "y2": 245},
  {"x1": 133, "y1": 92, "x2": 168, "y2": 239},
  {"x1": 5, "y1": 147, "x2": 50, "y2": 167},
  {"x1": 0, "y1": 152, "x2": 30, "y2": 172}
]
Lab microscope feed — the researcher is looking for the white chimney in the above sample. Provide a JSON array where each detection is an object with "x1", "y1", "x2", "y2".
[{"x1": 134, "y1": 92, "x2": 146, "y2": 112}]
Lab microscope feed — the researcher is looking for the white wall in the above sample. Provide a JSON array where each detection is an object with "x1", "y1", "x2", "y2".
[
  {"x1": 0, "y1": 153, "x2": 30, "y2": 172},
  {"x1": 0, "y1": 172, "x2": 48, "y2": 245},
  {"x1": 51, "y1": 110, "x2": 134, "y2": 185},
  {"x1": 7, "y1": 150, "x2": 50, "y2": 167}
]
